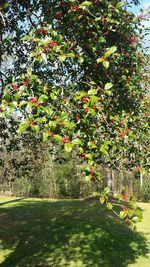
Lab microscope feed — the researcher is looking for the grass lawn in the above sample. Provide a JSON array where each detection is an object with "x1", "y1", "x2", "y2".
[{"x1": 0, "y1": 197, "x2": 149, "y2": 267}]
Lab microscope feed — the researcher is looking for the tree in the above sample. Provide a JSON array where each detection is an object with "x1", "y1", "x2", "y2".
[{"x1": 1, "y1": 0, "x2": 149, "y2": 229}]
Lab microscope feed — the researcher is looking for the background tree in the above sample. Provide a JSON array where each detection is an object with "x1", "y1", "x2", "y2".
[{"x1": 0, "y1": 0, "x2": 149, "y2": 229}]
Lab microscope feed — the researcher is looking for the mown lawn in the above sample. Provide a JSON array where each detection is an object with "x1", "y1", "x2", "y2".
[{"x1": 0, "y1": 197, "x2": 149, "y2": 267}]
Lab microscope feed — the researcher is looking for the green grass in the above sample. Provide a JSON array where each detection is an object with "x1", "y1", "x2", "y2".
[{"x1": 0, "y1": 197, "x2": 149, "y2": 267}]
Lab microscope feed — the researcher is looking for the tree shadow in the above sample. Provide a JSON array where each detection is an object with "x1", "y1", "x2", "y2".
[
  {"x1": 0, "y1": 199, "x2": 149, "y2": 267},
  {"x1": 0, "y1": 198, "x2": 24, "y2": 206}
]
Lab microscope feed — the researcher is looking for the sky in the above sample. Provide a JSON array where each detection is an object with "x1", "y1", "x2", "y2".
[
  {"x1": 131, "y1": 0, "x2": 150, "y2": 14},
  {"x1": 130, "y1": 0, "x2": 150, "y2": 53}
]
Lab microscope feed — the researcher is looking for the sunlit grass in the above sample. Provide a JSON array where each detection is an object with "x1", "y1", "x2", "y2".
[{"x1": 0, "y1": 197, "x2": 149, "y2": 267}]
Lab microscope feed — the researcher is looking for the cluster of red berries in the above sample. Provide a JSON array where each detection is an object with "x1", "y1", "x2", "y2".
[
  {"x1": 23, "y1": 80, "x2": 29, "y2": 87},
  {"x1": 122, "y1": 194, "x2": 128, "y2": 201},
  {"x1": 76, "y1": 114, "x2": 81, "y2": 121},
  {"x1": 122, "y1": 205, "x2": 128, "y2": 211},
  {"x1": 12, "y1": 84, "x2": 18, "y2": 91},
  {"x1": 48, "y1": 131, "x2": 55, "y2": 137},
  {"x1": 55, "y1": 12, "x2": 62, "y2": 20},
  {"x1": 62, "y1": 137, "x2": 70, "y2": 143},
  {"x1": 51, "y1": 117, "x2": 58, "y2": 121},
  {"x1": 38, "y1": 28, "x2": 48, "y2": 35},
  {"x1": 89, "y1": 169, "x2": 95, "y2": 175},
  {"x1": 71, "y1": 5, "x2": 80, "y2": 12},
  {"x1": 43, "y1": 40, "x2": 57, "y2": 53},
  {"x1": 30, "y1": 97, "x2": 37, "y2": 104},
  {"x1": 81, "y1": 96, "x2": 89, "y2": 104},
  {"x1": 84, "y1": 107, "x2": 89, "y2": 113}
]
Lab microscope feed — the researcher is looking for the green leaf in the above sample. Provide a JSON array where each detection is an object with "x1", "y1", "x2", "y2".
[
  {"x1": 129, "y1": 201, "x2": 137, "y2": 210},
  {"x1": 104, "y1": 83, "x2": 113, "y2": 90},
  {"x1": 102, "y1": 60, "x2": 109, "y2": 69},
  {"x1": 88, "y1": 89, "x2": 98, "y2": 95},
  {"x1": 93, "y1": 192, "x2": 100, "y2": 197},
  {"x1": 80, "y1": 1, "x2": 92, "y2": 6},
  {"x1": 97, "y1": 57, "x2": 103, "y2": 63},
  {"x1": 71, "y1": 138, "x2": 82, "y2": 145},
  {"x1": 50, "y1": 92, "x2": 57, "y2": 100},
  {"x1": 100, "y1": 146, "x2": 108, "y2": 155},
  {"x1": 88, "y1": 141, "x2": 97, "y2": 148},
  {"x1": 106, "y1": 203, "x2": 113, "y2": 210},
  {"x1": 64, "y1": 121, "x2": 75, "y2": 129},
  {"x1": 54, "y1": 135, "x2": 62, "y2": 142},
  {"x1": 17, "y1": 122, "x2": 29, "y2": 133},
  {"x1": 116, "y1": 1, "x2": 124, "y2": 9},
  {"x1": 64, "y1": 143, "x2": 73, "y2": 152},
  {"x1": 119, "y1": 211, "x2": 127, "y2": 219},
  {"x1": 67, "y1": 52, "x2": 75, "y2": 58},
  {"x1": 78, "y1": 56, "x2": 84, "y2": 64},
  {"x1": 100, "y1": 196, "x2": 105, "y2": 204},
  {"x1": 59, "y1": 54, "x2": 66, "y2": 62},
  {"x1": 131, "y1": 216, "x2": 139, "y2": 223},
  {"x1": 4, "y1": 92, "x2": 11, "y2": 101},
  {"x1": 103, "y1": 187, "x2": 110, "y2": 195},
  {"x1": 43, "y1": 131, "x2": 49, "y2": 141},
  {"x1": 31, "y1": 125, "x2": 40, "y2": 132},
  {"x1": 104, "y1": 46, "x2": 117, "y2": 58}
]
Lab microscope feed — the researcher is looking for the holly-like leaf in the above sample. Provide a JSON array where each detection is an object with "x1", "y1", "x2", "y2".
[
  {"x1": 93, "y1": 192, "x2": 100, "y2": 197},
  {"x1": 31, "y1": 125, "x2": 40, "y2": 132},
  {"x1": 106, "y1": 203, "x2": 113, "y2": 210},
  {"x1": 100, "y1": 196, "x2": 105, "y2": 204},
  {"x1": 104, "y1": 83, "x2": 113, "y2": 90},
  {"x1": 100, "y1": 146, "x2": 108, "y2": 155},
  {"x1": 17, "y1": 122, "x2": 29, "y2": 133},
  {"x1": 59, "y1": 54, "x2": 66, "y2": 62},
  {"x1": 64, "y1": 143, "x2": 73, "y2": 152},
  {"x1": 72, "y1": 138, "x2": 82, "y2": 145},
  {"x1": 119, "y1": 211, "x2": 128, "y2": 219},
  {"x1": 104, "y1": 46, "x2": 117, "y2": 58},
  {"x1": 102, "y1": 60, "x2": 109, "y2": 69},
  {"x1": 80, "y1": 1, "x2": 92, "y2": 6},
  {"x1": 116, "y1": 1, "x2": 124, "y2": 9}
]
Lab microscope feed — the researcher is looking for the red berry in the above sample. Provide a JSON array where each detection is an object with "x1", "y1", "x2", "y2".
[
  {"x1": 76, "y1": 114, "x2": 81, "y2": 121},
  {"x1": 84, "y1": 107, "x2": 89, "y2": 113},
  {"x1": 118, "y1": 131, "x2": 126, "y2": 139},
  {"x1": 49, "y1": 40, "x2": 57, "y2": 47},
  {"x1": 122, "y1": 194, "x2": 128, "y2": 201},
  {"x1": 81, "y1": 96, "x2": 89, "y2": 104},
  {"x1": 55, "y1": 12, "x2": 62, "y2": 20},
  {"x1": 43, "y1": 45, "x2": 49, "y2": 52},
  {"x1": 30, "y1": 97, "x2": 37, "y2": 104},
  {"x1": 124, "y1": 216, "x2": 129, "y2": 222},
  {"x1": 38, "y1": 28, "x2": 48, "y2": 35},
  {"x1": 122, "y1": 205, "x2": 128, "y2": 211},
  {"x1": 48, "y1": 131, "x2": 55, "y2": 137},
  {"x1": 89, "y1": 169, "x2": 95, "y2": 175},
  {"x1": 71, "y1": 5, "x2": 80, "y2": 11},
  {"x1": 51, "y1": 117, "x2": 58, "y2": 121},
  {"x1": 23, "y1": 80, "x2": 29, "y2": 87},
  {"x1": 12, "y1": 84, "x2": 18, "y2": 91},
  {"x1": 62, "y1": 137, "x2": 70, "y2": 143}
]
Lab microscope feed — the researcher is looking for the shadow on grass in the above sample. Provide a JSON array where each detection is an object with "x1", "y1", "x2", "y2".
[
  {"x1": 0, "y1": 199, "x2": 149, "y2": 267},
  {"x1": 0, "y1": 198, "x2": 24, "y2": 206}
]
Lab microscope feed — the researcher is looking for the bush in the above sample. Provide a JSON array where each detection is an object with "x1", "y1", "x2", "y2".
[
  {"x1": 12, "y1": 176, "x2": 31, "y2": 197},
  {"x1": 134, "y1": 174, "x2": 150, "y2": 202}
]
